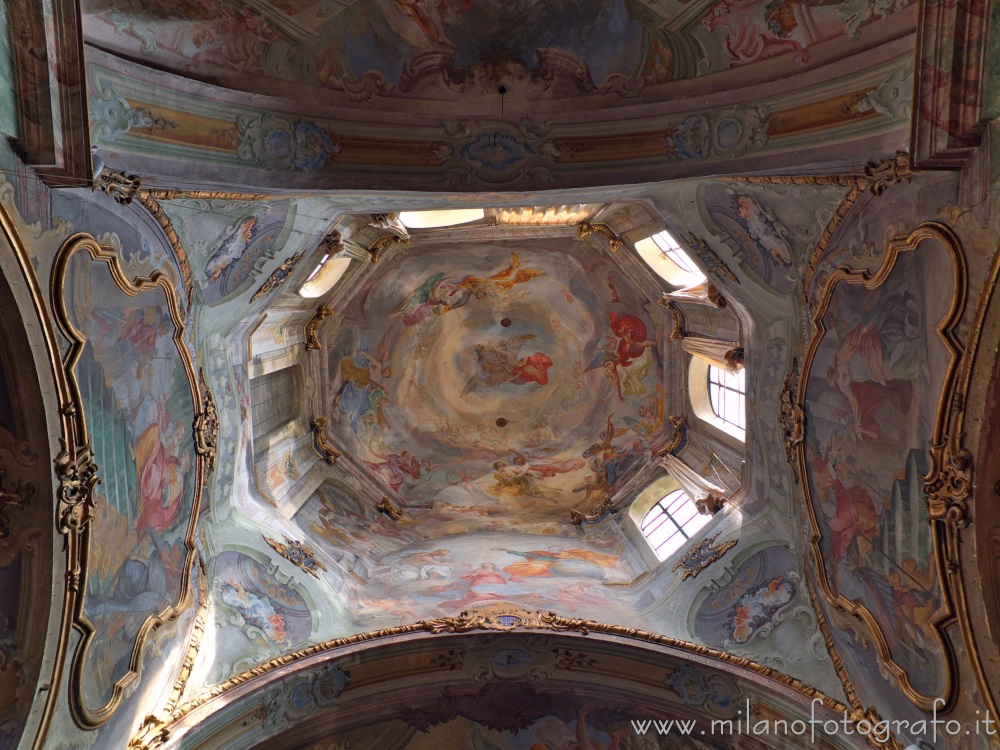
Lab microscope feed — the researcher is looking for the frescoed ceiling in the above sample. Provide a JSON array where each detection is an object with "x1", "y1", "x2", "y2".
[
  {"x1": 318, "y1": 227, "x2": 672, "y2": 532},
  {"x1": 7, "y1": 2, "x2": 999, "y2": 749},
  {"x1": 81, "y1": 0, "x2": 916, "y2": 97},
  {"x1": 81, "y1": 0, "x2": 918, "y2": 191}
]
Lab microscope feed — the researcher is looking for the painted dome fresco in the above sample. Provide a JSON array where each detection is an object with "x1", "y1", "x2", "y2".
[{"x1": 318, "y1": 224, "x2": 673, "y2": 537}]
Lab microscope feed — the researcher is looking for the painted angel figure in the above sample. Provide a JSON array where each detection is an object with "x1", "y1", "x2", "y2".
[
  {"x1": 586, "y1": 311, "x2": 656, "y2": 401},
  {"x1": 462, "y1": 333, "x2": 553, "y2": 395},
  {"x1": 392, "y1": 252, "x2": 541, "y2": 326}
]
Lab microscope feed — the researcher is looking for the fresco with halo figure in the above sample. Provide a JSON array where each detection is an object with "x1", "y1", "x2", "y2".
[
  {"x1": 801, "y1": 239, "x2": 955, "y2": 702},
  {"x1": 57, "y1": 247, "x2": 201, "y2": 712},
  {"x1": 322, "y1": 240, "x2": 665, "y2": 536}
]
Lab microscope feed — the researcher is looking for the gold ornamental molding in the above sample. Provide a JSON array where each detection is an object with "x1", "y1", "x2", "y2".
[
  {"x1": 2, "y1": 202, "x2": 78, "y2": 750},
  {"x1": 569, "y1": 496, "x2": 613, "y2": 525},
  {"x1": 310, "y1": 417, "x2": 341, "y2": 464},
  {"x1": 805, "y1": 578, "x2": 904, "y2": 750},
  {"x1": 264, "y1": 535, "x2": 329, "y2": 577},
  {"x1": 577, "y1": 222, "x2": 623, "y2": 252},
  {"x1": 368, "y1": 232, "x2": 409, "y2": 263},
  {"x1": 95, "y1": 172, "x2": 195, "y2": 304},
  {"x1": 250, "y1": 253, "x2": 304, "y2": 302},
  {"x1": 377, "y1": 495, "x2": 403, "y2": 521},
  {"x1": 657, "y1": 416, "x2": 687, "y2": 457},
  {"x1": 193, "y1": 369, "x2": 219, "y2": 474},
  {"x1": 128, "y1": 560, "x2": 210, "y2": 750},
  {"x1": 127, "y1": 602, "x2": 918, "y2": 750},
  {"x1": 798, "y1": 151, "x2": 914, "y2": 297},
  {"x1": 777, "y1": 358, "x2": 804, "y2": 482},
  {"x1": 864, "y1": 151, "x2": 912, "y2": 196},
  {"x1": 49, "y1": 234, "x2": 208, "y2": 728},
  {"x1": 656, "y1": 298, "x2": 685, "y2": 340},
  {"x1": 304, "y1": 305, "x2": 335, "y2": 351},
  {"x1": 671, "y1": 533, "x2": 737, "y2": 581},
  {"x1": 795, "y1": 222, "x2": 966, "y2": 712}
]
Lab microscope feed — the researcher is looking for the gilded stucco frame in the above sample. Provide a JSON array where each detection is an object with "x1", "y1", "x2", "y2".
[
  {"x1": 49, "y1": 234, "x2": 208, "y2": 728},
  {"x1": 794, "y1": 222, "x2": 967, "y2": 711}
]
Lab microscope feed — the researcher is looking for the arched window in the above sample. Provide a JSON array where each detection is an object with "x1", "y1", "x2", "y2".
[
  {"x1": 651, "y1": 230, "x2": 701, "y2": 276},
  {"x1": 634, "y1": 229, "x2": 706, "y2": 287},
  {"x1": 640, "y1": 489, "x2": 711, "y2": 561},
  {"x1": 707, "y1": 365, "x2": 746, "y2": 432}
]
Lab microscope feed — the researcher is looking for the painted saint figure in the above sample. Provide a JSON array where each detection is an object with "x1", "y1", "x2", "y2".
[{"x1": 462, "y1": 333, "x2": 553, "y2": 395}]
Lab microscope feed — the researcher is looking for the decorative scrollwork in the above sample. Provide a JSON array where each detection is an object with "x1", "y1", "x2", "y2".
[
  {"x1": 569, "y1": 496, "x2": 613, "y2": 525},
  {"x1": 0, "y1": 465, "x2": 35, "y2": 538},
  {"x1": 377, "y1": 495, "x2": 403, "y2": 521},
  {"x1": 368, "y1": 233, "x2": 410, "y2": 264},
  {"x1": 193, "y1": 369, "x2": 219, "y2": 473},
  {"x1": 55, "y1": 444, "x2": 99, "y2": 539},
  {"x1": 657, "y1": 416, "x2": 687, "y2": 457},
  {"x1": 304, "y1": 305, "x2": 335, "y2": 351},
  {"x1": 671, "y1": 533, "x2": 737, "y2": 581},
  {"x1": 264, "y1": 536, "x2": 328, "y2": 577},
  {"x1": 657, "y1": 298, "x2": 685, "y2": 340},
  {"x1": 577, "y1": 222, "x2": 623, "y2": 252},
  {"x1": 250, "y1": 253, "x2": 303, "y2": 302},
  {"x1": 423, "y1": 603, "x2": 584, "y2": 635},
  {"x1": 95, "y1": 171, "x2": 141, "y2": 205},
  {"x1": 54, "y1": 444, "x2": 100, "y2": 593},
  {"x1": 923, "y1": 444, "x2": 973, "y2": 528},
  {"x1": 310, "y1": 417, "x2": 341, "y2": 464},
  {"x1": 778, "y1": 359, "x2": 805, "y2": 481},
  {"x1": 865, "y1": 150, "x2": 912, "y2": 196}
]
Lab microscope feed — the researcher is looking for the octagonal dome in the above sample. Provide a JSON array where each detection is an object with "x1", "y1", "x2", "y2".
[{"x1": 316, "y1": 217, "x2": 678, "y2": 537}]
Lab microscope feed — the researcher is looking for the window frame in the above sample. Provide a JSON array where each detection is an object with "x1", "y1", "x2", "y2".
[
  {"x1": 689, "y1": 357, "x2": 745, "y2": 444},
  {"x1": 707, "y1": 364, "x2": 746, "y2": 432},
  {"x1": 639, "y1": 489, "x2": 711, "y2": 562}
]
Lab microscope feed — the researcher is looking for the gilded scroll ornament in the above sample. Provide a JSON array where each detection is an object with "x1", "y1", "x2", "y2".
[
  {"x1": 55, "y1": 444, "x2": 99, "y2": 548},
  {"x1": 923, "y1": 444, "x2": 973, "y2": 528},
  {"x1": 264, "y1": 536, "x2": 329, "y2": 577},
  {"x1": 304, "y1": 305, "x2": 335, "y2": 351},
  {"x1": 671, "y1": 533, "x2": 736, "y2": 581},
  {"x1": 657, "y1": 298, "x2": 685, "y2": 340},
  {"x1": 864, "y1": 151, "x2": 912, "y2": 196},
  {"x1": 377, "y1": 495, "x2": 403, "y2": 521},
  {"x1": 250, "y1": 253, "x2": 303, "y2": 302},
  {"x1": 0, "y1": 465, "x2": 35, "y2": 538},
  {"x1": 577, "y1": 222, "x2": 623, "y2": 252},
  {"x1": 95, "y1": 171, "x2": 141, "y2": 205},
  {"x1": 569, "y1": 496, "x2": 614, "y2": 525},
  {"x1": 136, "y1": 605, "x2": 868, "y2": 750},
  {"x1": 777, "y1": 359, "x2": 805, "y2": 480},
  {"x1": 657, "y1": 416, "x2": 687, "y2": 457},
  {"x1": 193, "y1": 369, "x2": 219, "y2": 473},
  {"x1": 368, "y1": 233, "x2": 409, "y2": 263},
  {"x1": 310, "y1": 417, "x2": 341, "y2": 464}
]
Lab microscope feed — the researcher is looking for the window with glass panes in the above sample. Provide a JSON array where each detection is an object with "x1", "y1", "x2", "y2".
[
  {"x1": 651, "y1": 231, "x2": 701, "y2": 276},
  {"x1": 640, "y1": 489, "x2": 711, "y2": 561},
  {"x1": 707, "y1": 365, "x2": 746, "y2": 431}
]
